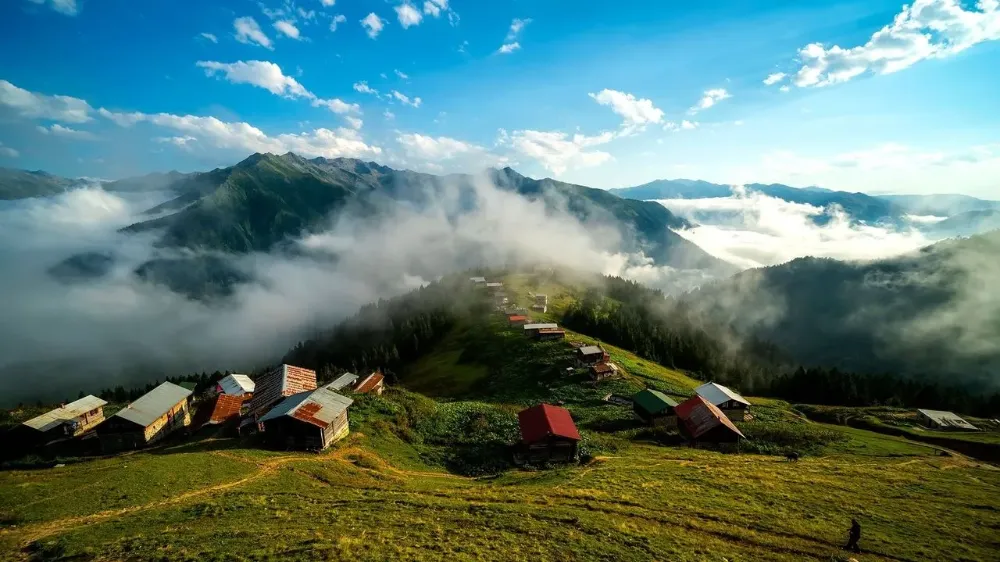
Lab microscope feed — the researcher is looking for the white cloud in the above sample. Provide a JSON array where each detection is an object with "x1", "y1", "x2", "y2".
[
  {"x1": 312, "y1": 98, "x2": 361, "y2": 114},
  {"x1": 321, "y1": 0, "x2": 335, "y2": 6},
  {"x1": 779, "y1": 85, "x2": 791, "y2": 92},
  {"x1": 155, "y1": 136, "x2": 197, "y2": 150},
  {"x1": 345, "y1": 116, "x2": 363, "y2": 130},
  {"x1": 26, "y1": 0, "x2": 78, "y2": 16},
  {"x1": 197, "y1": 60, "x2": 311, "y2": 98},
  {"x1": 690, "y1": 88, "x2": 731, "y2": 112},
  {"x1": 273, "y1": 20, "x2": 302, "y2": 40},
  {"x1": 37, "y1": 124, "x2": 97, "y2": 140},
  {"x1": 353, "y1": 81, "x2": 379, "y2": 96},
  {"x1": 0, "y1": 143, "x2": 18, "y2": 158},
  {"x1": 297, "y1": 7, "x2": 316, "y2": 21},
  {"x1": 384, "y1": 109, "x2": 396, "y2": 120},
  {"x1": 763, "y1": 72, "x2": 786, "y2": 85},
  {"x1": 423, "y1": 0, "x2": 446, "y2": 17},
  {"x1": 200, "y1": 32, "x2": 218, "y2": 43},
  {"x1": 330, "y1": 14, "x2": 346, "y2": 31},
  {"x1": 234, "y1": 16, "x2": 273, "y2": 49},
  {"x1": 395, "y1": 69, "x2": 410, "y2": 80},
  {"x1": 791, "y1": 0, "x2": 1000, "y2": 88},
  {"x1": 664, "y1": 120, "x2": 698, "y2": 132},
  {"x1": 396, "y1": 133, "x2": 481, "y2": 160},
  {"x1": 97, "y1": 108, "x2": 145, "y2": 127},
  {"x1": 502, "y1": 129, "x2": 614, "y2": 176},
  {"x1": 101, "y1": 108, "x2": 380, "y2": 158},
  {"x1": 588, "y1": 89, "x2": 664, "y2": 130},
  {"x1": 506, "y1": 18, "x2": 531, "y2": 41},
  {"x1": 395, "y1": 2, "x2": 423, "y2": 28},
  {"x1": 0, "y1": 79, "x2": 93, "y2": 124},
  {"x1": 391, "y1": 90, "x2": 422, "y2": 108},
  {"x1": 497, "y1": 42, "x2": 520, "y2": 54},
  {"x1": 361, "y1": 13, "x2": 385, "y2": 39}
]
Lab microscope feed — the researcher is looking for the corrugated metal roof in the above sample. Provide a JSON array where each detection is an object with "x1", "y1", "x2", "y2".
[
  {"x1": 327, "y1": 373, "x2": 359, "y2": 391},
  {"x1": 208, "y1": 394, "x2": 246, "y2": 425},
  {"x1": 508, "y1": 315, "x2": 528, "y2": 322},
  {"x1": 114, "y1": 382, "x2": 192, "y2": 428},
  {"x1": 579, "y1": 345, "x2": 603, "y2": 356},
  {"x1": 218, "y1": 374, "x2": 255, "y2": 395},
  {"x1": 918, "y1": 409, "x2": 978, "y2": 430},
  {"x1": 523, "y1": 323, "x2": 558, "y2": 330},
  {"x1": 469, "y1": 277, "x2": 486, "y2": 283},
  {"x1": 675, "y1": 395, "x2": 745, "y2": 440},
  {"x1": 518, "y1": 404, "x2": 581, "y2": 442},
  {"x1": 258, "y1": 386, "x2": 354, "y2": 428},
  {"x1": 23, "y1": 395, "x2": 107, "y2": 432},
  {"x1": 633, "y1": 389, "x2": 677, "y2": 416},
  {"x1": 486, "y1": 282, "x2": 503, "y2": 287},
  {"x1": 695, "y1": 382, "x2": 750, "y2": 407},
  {"x1": 355, "y1": 372, "x2": 384, "y2": 394}
]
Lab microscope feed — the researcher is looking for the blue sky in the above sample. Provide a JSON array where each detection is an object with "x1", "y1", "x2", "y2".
[{"x1": 1, "y1": 0, "x2": 998, "y2": 196}]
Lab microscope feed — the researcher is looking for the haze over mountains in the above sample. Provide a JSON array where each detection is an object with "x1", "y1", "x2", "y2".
[{"x1": 0, "y1": 154, "x2": 998, "y2": 404}]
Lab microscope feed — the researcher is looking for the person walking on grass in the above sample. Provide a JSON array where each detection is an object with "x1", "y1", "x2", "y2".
[{"x1": 844, "y1": 518, "x2": 862, "y2": 553}]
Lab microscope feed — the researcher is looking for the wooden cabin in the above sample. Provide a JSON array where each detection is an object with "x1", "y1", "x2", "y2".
[
  {"x1": 97, "y1": 382, "x2": 193, "y2": 452},
  {"x1": 469, "y1": 276, "x2": 487, "y2": 286},
  {"x1": 675, "y1": 395, "x2": 745, "y2": 445},
  {"x1": 326, "y1": 373, "x2": 359, "y2": 391},
  {"x1": 523, "y1": 323, "x2": 558, "y2": 336},
  {"x1": 194, "y1": 393, "x2": 247, "y2": 431},
  {"x1": 258, "y1": 386, "x2": 354, "y2": 451},
  {"x1": 632, "y1": 389, "x2": 678, "y2": 428},
  {"x1": 354, "y1": 371, "x2": 385, "y2": 395},
  {"x1": 589, "y1": 362, "x2": 619, "y2": 381},
  {"x1": 249, "y1": 364, "x2": 318, "y2": 418},
  {"x1": 694, "y1": 382, "x2": 751, "y2": 421},
  {"x1": 531, "y1": 294, "x2": 548, "y2": 313},
  {"x1": 22, "y1": 395, "x2": 107, "y2": 440},
  {"x1": 508, "y1": 314, "x2": 529, "y2": 326},
  {"x1": 514, "y1": 404, "x2": 581, "y2": 465},
  {"x1": 536, "y1": 328, "x2": 566, "y2": 341},
  {"x1": 215, "y1": 374, "x2": 255, "y2": 397},
  {"x1": 917, "y1": 409, "x2": 978, "y2": 431},
  {"x1": 577, "y1": 345, "x2": 609, "y2": 366}
]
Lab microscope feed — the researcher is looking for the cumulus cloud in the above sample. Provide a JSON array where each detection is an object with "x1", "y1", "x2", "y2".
[
  {"x1": 234, "y1": 16, "x2": 274, "y2": 49},
  {"x1": 501, "y1": 129, "x2": 614, "y2": 176},
  {"x1": 344, "y1": 116, "x2": 363, "y2": 130},
  {"x1": 391, "y1": 90, "x2": 422, "y2": 108},
  {"x1": 790, "y1": 0, "x2": 1000, "y2": 87},
  {"x1": 273, "y1": 20, "x2": 302, "y2": 40},
  {"x1": 658, "y1": 187, "x2": 934, "y2": 269},
  {"x1": 395, "y1": 133, "x2": 507, "y2": 171},
  {"x1": 361, "y1": 13, "x2": 385, "y2": 39},
  {"x1": 589, "y1": 89, "x2": 664, "y2": 131},
  {"x1": 664, "y1": 120, "x2": 698, "y2": 132},
  {"x1": 0, "y1": 79, "x2": 93, "y2": 123},
  {"x1": 37, "y1": 124, "x2": 98, "y2": 141},
  {"x1": 312, "y1": 98, "x2": 361, "y2": 114},
  {"x1": 329, "y1": 14, "x2": 347, "y2": 32},
  {"x1": 0, "y1": 142, "x2": 19, "y2": 158},
  {"x1": 763, "y1": 72, "x2": 786, "y2": 85},
  {"x1": 353, "y1": 81, "x2": 379, "y2": 96},
  {"x1": 690, "y1": 88, "x2": 731, "y2": 112},
  {"x1": 395, "y1": 2, "x2": 423, "y2": 28},
  {"x1": 498, "y1": 17, "x2": 531, "y2": 52},
  {"x1": 26, "y1": 0, "x2": 78, "y2": 16},
  {"x1": 155, "y1": 136, "x2": 198, "y2": 150},
  {"x1": 197, "y1": 60, "x2": 311, "y2": 98},
  {"x1": 497, "y1": 42, "x2": 521, "y2": 54}
]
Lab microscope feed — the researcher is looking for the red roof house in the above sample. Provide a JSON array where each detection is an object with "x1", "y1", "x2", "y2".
[
  {"x1": 515, "y1": 404, "x2": 581, "y2": 464},
  {"x1": 249, "y1": 364, "x2": 318, "y2": 418},
  {"x1": 675, "y1": 395, "x2": 745, "y2": 444},
  {"x1": 354, "y1": 371, "x2": 385, "y2": 395},
  {"x1": 508, "y1": 314, "x2": 528, "y2": 326}
]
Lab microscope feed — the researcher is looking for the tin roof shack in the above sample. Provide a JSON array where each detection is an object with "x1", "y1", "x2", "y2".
[
  {"x1": 469, "y1": 276, "x2": 487, "y2": 285},
  {"x1": 590, "y1": 362, "x2": 619, "y2": 381},
  {"x1": 531, "y1": 294, "x2": 548, "y2": 313},
  {"x1": 354, "y1": 371, "x2": 385, "y2": 395},
  {"x1": 515, "y1": 404, "x2": 581, "y2": 465},
  {"x1": 675, "y1": 395, "x2": 745, "y2": 447},
  {"x1": 98, "y1": 382, "x2": 193, "y2": 452},
  {"x1": 194, "y1": 393, "x2": 247, "y2": 431},
  {"x1": 258, "y1": 387, "x2": 354, "y2": 451},
  {"x1": 577, "y1": 345, "x2": 609, "y2": 366},
  {"x1": 536, "y1": 328, "x2": 566, "y2": 341},
  {"x1": 327, "y1": 373, "x2": 359, "y2": 391},
  {"x1": 633, "y1": 390, "x2": 678, "y2": 428},
  {"x1": 23, "y1": 395, "x2": 107, "y2": 439},
  {"x1": 216, "y1": 374, "x2": 255, "y2": 396},
  {"x1": 523, "y1": 323, "x2": 558, "y2": 336},
  {"x1": 508, "y1": 314, "x2": 529, "y2": 326},
  {"x1": 485, "y1": 282, "x2": 504, "y2": 292},
  {"x1": 695, "y1": 382, "x2": 751, "y2": 421},
  {"x1": 249, "y1": 364, "x2": 318, "y2": 418},
  {"x1": 917, "y1": 409, "x2": 978, "y2": 431}
]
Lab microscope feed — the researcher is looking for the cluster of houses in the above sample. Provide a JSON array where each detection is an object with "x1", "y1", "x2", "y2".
[{"x1": 21, "y1": 367, "x2": 385, "y2": 454}]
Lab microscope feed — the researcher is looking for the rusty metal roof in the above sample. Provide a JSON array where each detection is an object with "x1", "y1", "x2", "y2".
[
  {"x1": 354, "y1": 372, "x2": 384, "y2": 394},
  {"x1": 249, "y1": 364, "x2": 317, "y2": 415},
  {"x1": 675, "y1": 395, "x2": 745, "y2": 440},
  {"x1": 217, "y1": 374, "x2": 255, "y2": 395},
  {"x1": 114, "y1": 382, "x2": 192, "y2": 428},
  {"x1": 23, "y1": 395, "x2": 107, "y2": 432},
  {"x1": 258, "y1": 386, "x2": 353, "y2": 428},
  {"x1": 207, "y1": 394, "x2": 246, "y2": 425}
]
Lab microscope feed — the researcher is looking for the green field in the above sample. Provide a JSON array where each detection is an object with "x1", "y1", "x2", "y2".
[{"x1": 2, "y1": 275, "x2": 999, "y2": 561}]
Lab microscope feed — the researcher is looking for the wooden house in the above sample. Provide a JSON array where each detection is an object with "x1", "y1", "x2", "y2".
[
  {"x1": 694, "y1": 382, "x2": 751, "y2": 421},
  {"x1": 536, "y1": 328, "x2": 566, "y2": 341},
  {"x1": 193, "y1": 393, "x2": 247, "y2": 432},
  {"x1": 508, "y1": 314, "x2": 529, "y2": 326},
  {"x1": 22, "y1": 395, "x2": 107, "y2": 439},
  {"x1": 249, "y1": 364, "x2": 318, "y2": 418},
  {"x1": 917, "y1": 409, "x2": 978, "y2": 431},
  {"x1": 354, "y1": 371, "x2": 385, "y2": 395},
  {"x1": 485, "y1": 282, "x2": 504, "y2": 292},
  {"x1": 326, "y1": 373, "x2": 359, "y2": 391},
  {"x1": 632, "y1": 389, "x2": 678, "y2": 428},
  {"x1": 675, "y1": 395, "x2": 745, "y2": 445},
  {"x1": 215, "y1": 374, "x2": 255, "y2": 397},
  {"x1": 258, "y1": 386, "x2": 354, "y2": 451},
  {"x1": 576, "y1": 345, "x2": 609, "y2": 366},
  {"x1": 97, "y1": 382, "x2": 193, "y2": 452},
  {"x1": 514, "y1": 404, "x2": 581, "y2": 465},
  {"x1": 523, "y1": 323, "x2": 558, "y2": 336},
  {"x1": 469, "y1": 276, "x2": 487, "y2": 286},
  {"x1": 531, "y1": 294, "x2": 548, "y2": 313},
  {"x1": 590, "y1": 362, "x2": 619, "y2": 381}
]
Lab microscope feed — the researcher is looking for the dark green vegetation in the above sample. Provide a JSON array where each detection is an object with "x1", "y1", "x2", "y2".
[
  {"x1": 47, "y1": 252, "x2": 115, "y2": 283},
  {"x1": 688, "y1": 230, "x2": 1000, "y2": 391},
  {"x1": 0, "y1": 168, "x2": 79, "y2": 200}
]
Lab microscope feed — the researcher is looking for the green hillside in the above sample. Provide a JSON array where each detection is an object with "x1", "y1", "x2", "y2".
[
  {"x1": 0, "y1": 168, "x2": 77, "y2": 200},
  {"x1": 3, "y1": 271, "x2": 999, "y2": 560}
]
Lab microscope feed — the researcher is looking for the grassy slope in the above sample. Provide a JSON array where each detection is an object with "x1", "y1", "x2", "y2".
[{"x1": 3, "y1": 272, "x2": 1000, "y2": 560}]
